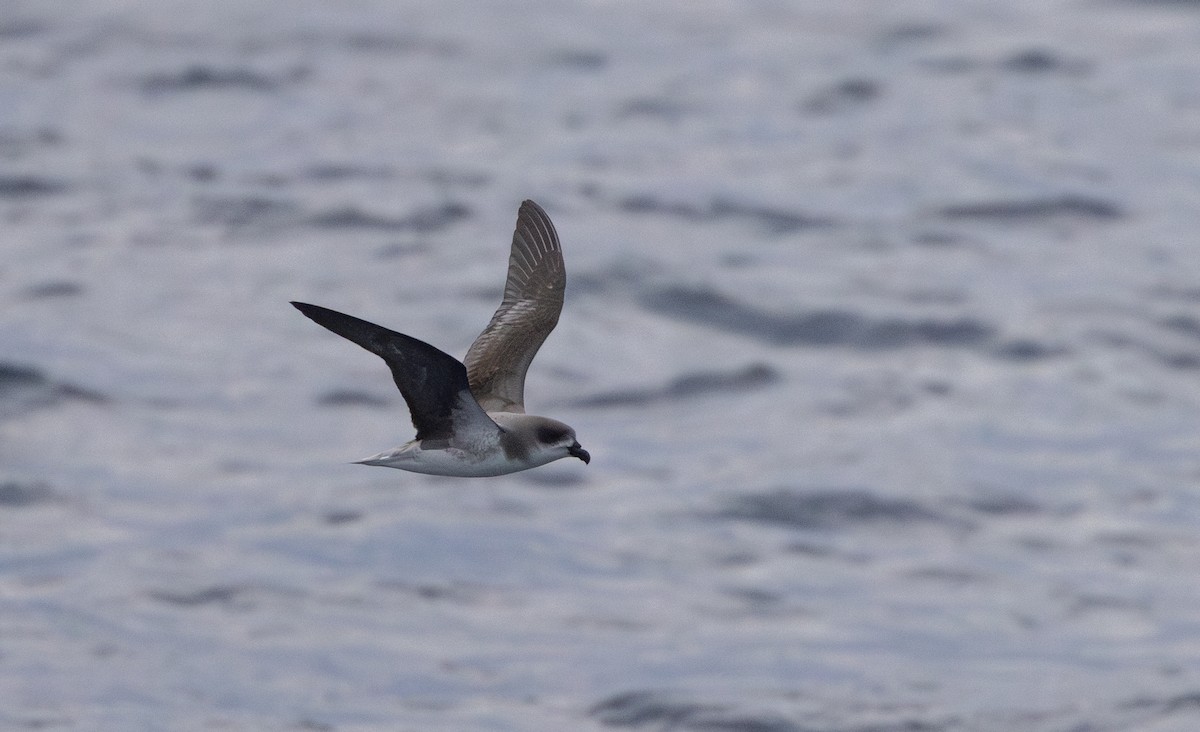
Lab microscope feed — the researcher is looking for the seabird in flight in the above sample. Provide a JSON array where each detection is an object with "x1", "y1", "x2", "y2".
[{"x1": 292, "y1": 200, "x2": 589, "y2": 476}]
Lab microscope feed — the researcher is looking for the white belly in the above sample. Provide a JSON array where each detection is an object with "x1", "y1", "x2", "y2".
[{"x1": 354, "y1": 441, "x2": 532, "y2": 477}]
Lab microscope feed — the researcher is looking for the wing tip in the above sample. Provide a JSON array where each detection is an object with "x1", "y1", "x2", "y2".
[
  {"x1": 514, "y1": 199, "x2": 560, "y2": 256},
  {"x1": 519, "y1": 199, "x2": 551, "y2": 222},
  {"x1": 291, "y1": 301, "x2": 330, "y2": 325}
]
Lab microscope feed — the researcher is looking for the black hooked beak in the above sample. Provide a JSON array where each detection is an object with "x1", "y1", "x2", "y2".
[{"x1": 568, "y1": 442, "x2": 590, "y2": 464}]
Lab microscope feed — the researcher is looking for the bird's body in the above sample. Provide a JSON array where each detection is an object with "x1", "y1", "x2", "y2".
[
  {"x1": 355, "y1": 413, "x2": 582, "y2": 477},
  {"x1": 292, "y1": 200, "x2": 588, "y2": 477}
]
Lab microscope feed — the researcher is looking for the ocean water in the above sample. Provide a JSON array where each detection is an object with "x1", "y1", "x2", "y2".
[{"x1": 3, "y1": 1, "x2": 1200, "y2": 729}]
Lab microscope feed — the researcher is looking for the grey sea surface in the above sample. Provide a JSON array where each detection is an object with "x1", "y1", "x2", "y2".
[{"x1": 3, "y1": 1, "x2": 1200, "y2": 730}]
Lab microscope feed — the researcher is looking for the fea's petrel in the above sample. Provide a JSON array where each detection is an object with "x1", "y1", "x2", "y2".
[{"x1": 292, "y1": 200, "x2": 590, "y2": 476}]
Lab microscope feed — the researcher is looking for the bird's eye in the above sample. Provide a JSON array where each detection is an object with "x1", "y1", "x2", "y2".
[{"x1": 537, "y1": 426, "x2": 567, "y2": 444}]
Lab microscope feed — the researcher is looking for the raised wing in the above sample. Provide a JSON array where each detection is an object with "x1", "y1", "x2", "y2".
[
  {"x1": 292, "y1": 301, "x2": 499, "y2": 443},
  {"x1": 464, "y1": 200, "x2": 566, "y2": 413}
]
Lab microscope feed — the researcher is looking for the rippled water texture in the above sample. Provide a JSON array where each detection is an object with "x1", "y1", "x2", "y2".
[{"x1": 3, "y1": 1, "x2": 1200, "y2": 730}]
